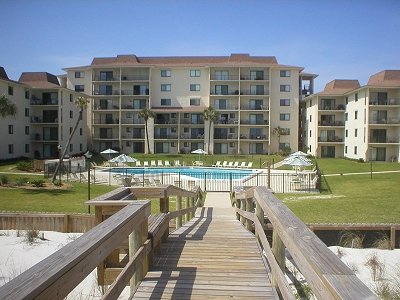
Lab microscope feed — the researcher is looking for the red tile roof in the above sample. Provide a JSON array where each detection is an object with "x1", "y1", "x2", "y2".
[
  {"x1": 319, "y1": 79, "x2": 360, "y2": 95},
  {"x1": 0, "y1": 67, "x2": 9, "y2": 80},
  {"x1": 19, "y1": 72, "x2": 60, "y2": 89},
  {"x1": 367, "y1": 70, "x2": 400, "y2": 87}
]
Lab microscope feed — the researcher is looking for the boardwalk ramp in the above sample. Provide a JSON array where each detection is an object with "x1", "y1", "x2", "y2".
[{"x1": 133, "y1": 192, "x2": 278, "y2": 299}]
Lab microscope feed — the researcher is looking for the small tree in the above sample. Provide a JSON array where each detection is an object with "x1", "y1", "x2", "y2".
[
  {"x1": 273, "y1": 126, "x2": 285, "y2": 153},
  {"x1": 138, "y1": 108, "x2": 155, "y2": 154},
  {"x1": 0, "y1": 95, "x2": 17, "y2": 117},
  {"x1": 202, "y1": 107, "x2": 219, "y2": 154},
  {"x1": 51, "y1": 97, "x2": 89, "y2": 184}
]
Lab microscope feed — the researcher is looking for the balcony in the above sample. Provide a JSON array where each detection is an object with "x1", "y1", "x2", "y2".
[
  {"x1": 240, "y1": 89, "x2": 269, "y2": 96},
  {"x1": 318, "y1": 121, "x2": 344, "y2": 126},
  {"x1": 93, "y1": 104, "x2": 120, "y2": 110},
  {"x1": 319, "y1": 104, "x2": 345, "y2": 110},
  {"x1": 369, "y1": 136, "x2": 400, "y2": 143},
  {"x1": 93, "y1": 76, "x2": 119, "y2": 81},
  {"x1": 121, "y1": 119, "x2": 144, "y2": 125},
  {"x1": 93, "y1": 134, "x2": 116, "y2": 139},
  {"x1": 240, "y1": 119, "x2": 269, "y2": 125},
  {"x1": 369, "y1": 118, "x2": 400, "y2": 125},
  {"x1": 214, "y1": 105, "x2": 238, "y2": 110},
  {"x1": 31, "y1": 133, "x2": 58, "y2": 141},
  {"x1": 210, "y1": 89, "x2": 240, "y2": 96},
  {"x1": 210, "y1": 75, "x2": 239, "y2": 81},
  {"x1": 240, "y1": 75, "x2": 269, "y2": 81},
  {"x1": 249, "y1": 134, "x2": 268, "y2": 140},
  {"x1": 30, "y1": 116, "x2": 58, "y2": 124},
  {"x1": 240, "y1": 104, "x2": 269, "y2": 110},
  {"x1": 318, "y1": 136, "x2": 344, "y2": 142},
  {"x1": 155, "y1": 119, "x2": 178, "y2": 125},
  {"x1": 93, "y1": 118, "x2": 119, "y2": 125},
  {"x1": 180, "y1": 119, "x2": 204, "y2": 125},
  {"x1": 215, "y1": 119, "x2": 239, "y2": 125},
  {"x1": 369, "y1": 98, "x2": 400, "y2": 106},
  {"x1": 121, "y1": 75, "x2": 149, "y2": 81},
  {"x1": 30, "y1": 97, "x2": 58, "y2": 105},
  {"x1": 120, "y1": 89, "x2": 149, "y2": 96},
  {"x1": 93, "y1": 90, "x2": 120, "y2": 96}
]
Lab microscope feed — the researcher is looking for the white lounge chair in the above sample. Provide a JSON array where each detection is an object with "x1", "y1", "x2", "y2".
[
  {"x1": 164, "y1": 160, "x2": 170, "y2": 167},
  {"x1": 132, "y1": 176, "x2": 144, "y2": 186},
  {"x1": 233, "y1": 161, "x2": 239, "y2": 168},
  {"x1": 239, "y1": 162, "x2": 247, "y2": 168},
  {"x1": 246, "y1": 162, "x2": 253, "y2": 169},
  {"x1": 174, "y1": 160, "x2": 181, "y2": 166},
  {"x1": 153, "y1": 179, "x2": 162, "y2": 185},
  {"x1": 157, "y1": 160, "x2": 163, "y2": 167},
  {"x1": 143, "y1": 161, "x2": 149, "y2": 167},
  {"x1": 135, "y1": 161, "x2": 141, "y2": 167},
  {"x1": 227, "y1": 161, "x2": 234, "y2": 168},
  {"x1": 212, "y1": 161, "x2": 221, "y2": 167},
  {"x1": 221, "y1": 161, "x2": 228, "y2": 168},
  {"x1": 150, "y1": 160, "x2": 156, "y2": 167}
]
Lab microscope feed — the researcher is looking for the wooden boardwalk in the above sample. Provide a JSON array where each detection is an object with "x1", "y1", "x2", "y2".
[{"x1": 133, "y1": 203, "x2": 278, "y2": 299}]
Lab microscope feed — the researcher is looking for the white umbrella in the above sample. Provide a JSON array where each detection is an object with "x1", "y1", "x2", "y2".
[
  {"x1": 110, "y1": 154, "x2": 137, "y2": 164},
  {"x1": 290, "y1": 151, "x2": 308, "y2": 157},
  {"x1": 191, "y1": 149, "x2": 207, "y2": 161},
  {"x1": 100, "y1": 148, "x2": 119, "y2": 185},
  {"x1": 282, "y1": 155, "x2": 312, "y2": 173}
]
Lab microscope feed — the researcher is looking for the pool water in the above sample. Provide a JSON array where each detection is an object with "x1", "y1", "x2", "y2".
[{"x1": 111, "y1": 167, "x2": 255, "y2": 180}]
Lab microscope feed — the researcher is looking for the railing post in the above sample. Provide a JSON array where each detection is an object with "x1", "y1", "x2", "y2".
[
  {"x1": 240, "y1": 199, "x2": 246, "y2": 225},
  {"x1": 267, "y1": 162, "x2": 271, "y2": 189},
  {"x1": 245, "y1": 198, "x2": 253, "y2": 231},
  {"x1": 185, "y1": 197, "x2": 190, "y2": 222},
  {"x1": 272, "y1": 229, "x2": 286, "y2": 288},
  {"x1": 235, "y1": 199, "x2": 241, "y2": 220},
  {"x1": 129, "y1": 216, "x2": 148, "y2": 294},
  {"x1": 176, "y1": 195, "x2": 182, "y2": 229},
  {"x1": 255, "y1": 201, "x2": 264, "y2": 241},
  {"x1": 160, "y1": 197, "x2": 169, "y2": 213},
  {"x1": 189, "y1": 197, "x2": 195, "y2": 219}
]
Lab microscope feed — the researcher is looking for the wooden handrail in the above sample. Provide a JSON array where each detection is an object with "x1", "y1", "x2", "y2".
[
  {"x1": 233, "y1": 186, "x2": 377, "y2": 300},
  {"x1": 0, "y1": 200, "x2": 151, "y2": 300}
]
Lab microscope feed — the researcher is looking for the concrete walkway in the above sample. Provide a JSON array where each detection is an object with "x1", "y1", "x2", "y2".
[{"x1": 203, "y1": 192, "x2": 232, "y2": 208}]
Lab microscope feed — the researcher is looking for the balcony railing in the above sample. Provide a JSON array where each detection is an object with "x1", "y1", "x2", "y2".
[
  {"x1": 240, "y1": 75, "x2": 269, "y2": 81},
  {"x1": 30, "y1": 117, "x2": 58, "y2": 123},
  {"x1": 318, "y1": 137, "x2": 344, "y2": 142},
  {"x1": 240, "y1": 119, "x2": 269, "y2": 125},
  {"x1": 214, "y1": 105, "x2": 238, "y2": 110},
  {"x1": 319, "y1": 105, "x2": 345, "y2": 110},
  {"x1": 93, "y1": 90, "x2": 120, "y2": 95},
  {"x1": 120, "y1": 89, "x2": 149, "y2": 96},
  {"x1": 210, "y1": 75, "x2": 239, "y2": 81},
  {"x1": 93, "y1": 134, "x2": 116, "y2": 139},
  {"x1": 121, "y1": 134, "x2": 145, "y2": 139},
  {"x1": 240, "y1": 89, "x2": 269, "y2": 96},
  {"x1": 369, "y1": 118, "x2": 400, "y2": 125},
  {"x1": 155, "y1": 119, "x2": 178, "y2": 125},
  {"x1": 93, "y1": 76, "x2": 119, "y2": 81},
  {"x1": 369, "y1": 98, "x2": 400, "y2": 106},
  {"x1": 93, "y1": 118, "x2": 119, "y2": 125},
  {"x1": 121, "y1": 119, "x2": 144, "y2": 125},
  {"x1": 30, "y1": 98, "x2": 58, "y2": 105},
  {"x1": 369, "y1": 136, "x2": 400, "y2": 143},
  {"x1": 318, "y1": 121, "x2": 344, "y2": 126},
  {"x1": 121, "y1": 75, "x2": 149, "y2": 81},
  {"x1": 210, "y1": 90, "x2": 240, "y2": 96},
  {"x1": 93, "y1": 105, "x2": 120, "y2": 110},
  {"x1": 240, "y1": 104, "x2": 269, "y2": 110},
  {"x1": 180, "y1": 120, "x2": 204, "y2": 125},
  {"x1": 31, "y1": 133, "x2": 58, "y2": 141}
]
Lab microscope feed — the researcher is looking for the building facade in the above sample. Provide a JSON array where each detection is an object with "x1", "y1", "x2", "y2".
[
  {"x1": 303, "y1": 70, "x2": 400, "y2": 162},
  {"x1": 65, "y1": 54, "x2": 312, "y2": 155},
  {"x1": 0, "y1": 67, "x2": 88, "y2": 160}
]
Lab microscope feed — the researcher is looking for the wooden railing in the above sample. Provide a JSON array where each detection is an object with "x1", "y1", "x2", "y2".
[
  {"x1": 233, "y1": 186, "x2": 377, "y2": 300},
  {"x1": 0, "y1": 185, "x2": 203, "y2": 299}
]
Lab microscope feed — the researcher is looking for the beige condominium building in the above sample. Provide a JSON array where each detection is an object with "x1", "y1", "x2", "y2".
[
  {"x1": 303, "y1": 70, "x2": 400, "y2": 162},
  {"x1": 64, "y1": 54, "x2": 314, "y2": 155},
  {"x1": 0, "y1": 67, "x2": 88, "y2": 160}
]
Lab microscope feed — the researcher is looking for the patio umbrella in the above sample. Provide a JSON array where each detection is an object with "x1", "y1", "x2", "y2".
[
  {"x1": 290, "y1": 151, "x2": 308, "y2": 157},
  {"x1": 282, "y1": 155, "x2": 312, "y2": 173},
  {"x1": 191, "y1": 148, "x2": 207, "y2": 161},
  {"x1": 100, "y1": 148, "x2": 119, "y2": 185},
  {"x1": 110, "y1": 153, "x2": 137, "y2": 164}
]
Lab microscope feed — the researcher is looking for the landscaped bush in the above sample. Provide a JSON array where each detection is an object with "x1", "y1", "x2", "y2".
[
  {"x1": 23, "y1": 229, "x2": 40, "y2": 245},
  {"x1": 339, "y1": 231, "x2": 365, "y2": 248},
  {"x1": 15, "y1": 177, "x2": 29, "y2": 186},
  {"x1": 31, "y1": 179, "x2": 45, "y2": 187},
  {"x1": 0, "y1": 175, "x2": 9, "y2": 185},
  {"x1": 16, "y1": 160, "x2": 33, "y2": 172}
]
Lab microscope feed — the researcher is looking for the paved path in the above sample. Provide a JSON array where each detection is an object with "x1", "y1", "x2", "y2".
[{"x1": 133, "y1": 192, "x2": 277, "y2": 299}]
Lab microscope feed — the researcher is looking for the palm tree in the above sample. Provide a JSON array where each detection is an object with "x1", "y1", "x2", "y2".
[
  {"x1": 52, "y1": 97, "x2": 89, "y2": 184},
  {"x1": 203, "y1": 106, "x2": 219, "y2": 154},
  {"x1": 0, "y1": 95, "x2": 17, "y2": 117},
  {"x1": 138, "y1": 108, "x2": 155, "y2": 154},
  {"x1": 272, "y1": 126, "x2": 285, "y2": 153}
]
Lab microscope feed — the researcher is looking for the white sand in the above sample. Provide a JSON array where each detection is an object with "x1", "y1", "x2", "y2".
[{"x1": 0, "y1": 230, "x2": 399, "y2": 298}]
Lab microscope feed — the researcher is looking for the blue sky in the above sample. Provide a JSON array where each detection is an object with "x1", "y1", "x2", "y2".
[{"x1": 1, "y1": 0, "x2": 399, "y2": 91}]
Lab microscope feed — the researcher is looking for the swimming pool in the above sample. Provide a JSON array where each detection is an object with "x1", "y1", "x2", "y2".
[{"x1": 111, "y1": 167, "x2": 255, "y2": 180}]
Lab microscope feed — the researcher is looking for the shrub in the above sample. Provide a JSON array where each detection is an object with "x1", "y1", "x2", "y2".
[
  {"x1": 15, "y1": 177, "x2": 29, "y2": 186},
  {"x1": 365, "y1": 252, "x2": 385, "y2": 281},
  {"x1": 0, "y1": 175, "x2": 9, "y2": 185},
  {"x1": 31, "y1": 179, "x2": 45, "y2": 188},
  {"x1": 24, "y1": 229, "x2": 40, "y2": 245},
  {"x1": 372, "y1": 233, "x2": 391, "y2": 250},
  {"x1": 339, "y1": 231, "x2": 365, "y2": 248},
  {"x1": 16, "y1": 160, "x2": 33, "y2": 172}
]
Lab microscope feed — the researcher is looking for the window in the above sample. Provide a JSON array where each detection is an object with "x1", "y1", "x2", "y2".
[
  {"x1": 171, "y1": 142, "x2": 176, "y2": 147},
  {"x1": 345, "y1": 97, "x2": 348, "y2": 105},
  {"x1": 70, "y1": 127, "x2": 73, "y2": 134},
  {"x1": 215, "y1": 85, "x2": 228, "y2": 95},
  {"x1": 190, "y1": 70, "x2": 201, "y2": 77},
  {"x1": 279, "y1": 143, "x2": 290, "y2": 150},
  {"x1": 161, "y1": 98, "x2": 171, "y2": 106},
  {"x1": 8, "y1": 125, "x2": 13, "y2": 134},
  {"x1": 280, "y1": 85, "x2": 290, "y2": 92},
  {"x1": 345, "y1": 112, "x2": 348, "y2": 121},
  {"x1": 190, "y1": 84, "x2": 200, "y2": 91},
  {"x1": 281, "y1": 128, "x2": 290, "y2": 135},
  {"x1": 280, "y1": 99, "x2": 290, "y2": 106},
  {"x1": 25, "y1": 126, "x2": 29, "y2": 135},
  {"x1": 75, "y1": 85, "x2": 84, "y2": 92},
  {"x1": 190, "y1": 98, "x2": 200, "y2": 106},
  {"x1": 345, "y1": 129, "x2": 348, "y2": 137},
  {"x1": 99, "y1": 71, "x2": 113, "y2": 81},
  {"x1": 161, "y1": 84, "x2": 171, "y2": 92},
  {"x1": 250, "y1": 70, "x2": 264, "y2": 80},
  {"x1": 8, "y1": 86, "x2": 13, "y2": 95},
  {"x1": 354, "y1": 111, "x2": 358, "y2": 120},
  {"x1": 355, "y1": 129, "x2": 358, "y2": 137},
  {"x1": 69, "y1": 144, "x2": 73, "y2": 152},
  {"x1": 70, "y1": 110, "x2": 73, "y2": 118},
  {"x1": 25, "y1": 108, "x2": 29, "y2": 117},
  {"x1": 25, "y1": 144, "x2": 29, "y2": 153},
  {"x1": 280, "y1": 70, "x2": 291, "y2": 77},
  {"x1": 80, "y1": 128, "x2": 83, "y2": 135},
  {"x1": 280, "y1": 113, "x2": 290, "y2": 121},
  {"x1": 161, "y1": 70, "x2": 171, "y2": 77},
  {"x1": 215, "y1": 70, "x2": 229, "y2": 80},
  {"x1": 309, "y1": 115, "x2": 312, "y2": 122},
  {"x1": 70, "y1": 94, "x2": 73, "y2": 102},
  {"x1": 8, "y1": 144, "x2": 13, "y2": 154},
  {"x1": 80, "y1": 143, "x2": 83, "y2": 151},
  {"x1": 355, "y1": 93, "x2": 358, "y2": 102},
  {"x1": 25, "y1": 90, "x2": 29, "y2": 99},
  {"x1": 345, "y1": 146, "x2": 347, "y2": 154},
  {"x1": 75, "y1": 71, "x2": 85, "y2": 78},
  {"x1": 309, "y1": 130, "x2": 312, "y2": 137},
  {"x1": 354, "y1": 146, "x2": 357, "y2": 155}
]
